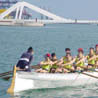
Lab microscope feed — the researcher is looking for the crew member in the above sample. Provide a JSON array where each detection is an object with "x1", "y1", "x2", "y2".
[
  {"x1": 36, "y1": 53, "x2": 52, "y2": 73},
  {"x1": 16, "y1": 47, "x2": 34, "y2": 71},
  {"x1": 50, "y1": 53, "x2": 59, "y2": 73},
  {"x1": 62, "y1": 53, "x2": 75, "y2": 72},
  {"x1": 59, "y1": 48, "x2": 72, "y2": 65},
  {"x1": 95, "y1": 44, "x2": 98, "y2": 67},
  {"x1": 75, "y1": 48, "x2": 87, "y2": 71},
  {"x1": 87, "y1": 47, "x2": 96, "y2": 67}
]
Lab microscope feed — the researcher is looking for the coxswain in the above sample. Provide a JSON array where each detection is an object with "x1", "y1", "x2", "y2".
[{"x1": 16, "y1": 47, "x2": 34, "y2": 72}]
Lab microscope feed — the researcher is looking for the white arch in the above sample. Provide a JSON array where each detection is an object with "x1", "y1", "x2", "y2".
[
  {"x1": 0, "y1": 2, "x2": 21, "y2": 19},
  {"x1": 0, "y1": 1, "x2": 68, "y2": 21}
]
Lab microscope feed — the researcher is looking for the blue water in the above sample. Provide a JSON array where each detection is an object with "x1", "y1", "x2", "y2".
[{"x1": 0, "y1": 24, "x2": 98, "y2": 98}]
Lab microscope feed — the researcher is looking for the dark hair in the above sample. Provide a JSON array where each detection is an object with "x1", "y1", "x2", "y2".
[
  {"x1": 65, "y1": 48, "x2": 71, "y2": 51},
  {"x1": 28, "y1": 47, "x2": 33, "y2": 52},
  {"x1": 90, "y1": 47, "x2": 94, "y2": 50},
  {"x1": 51, "y1": 53, "x2": 56, "y2": 57}
]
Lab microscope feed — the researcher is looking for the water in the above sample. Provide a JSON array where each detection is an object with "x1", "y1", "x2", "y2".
[{"x1": 0, "y1": 24, "x2": 98, "y2": 98}]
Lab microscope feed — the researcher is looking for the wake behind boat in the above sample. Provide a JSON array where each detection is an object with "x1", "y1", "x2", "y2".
[{"x1": 7, "y1": 66, "x2": 98, "y2": 93}]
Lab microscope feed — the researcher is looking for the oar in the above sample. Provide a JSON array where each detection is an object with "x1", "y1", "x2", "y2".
[
  {"x1": 81, "y1": 72, "x2": 98, "y2": 79},
  {"x1": 67, "y1": 67, "x2": 98, "y2": 79},
  {"x1": 75, "y1": 68, "x2": 98, "y2": 79},
  {"x1": 0, "y1": 71, "x2": 13, "y2": 78},
  {"x1": 0, "y1": 65, "x2": 40, "y2": 80},
  {"x1": 2, "y1": 76, "x2": 13, "y2": 81}
]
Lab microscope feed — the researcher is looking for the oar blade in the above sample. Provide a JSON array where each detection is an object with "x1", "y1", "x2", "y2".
[{"x1": 2, "y1": 76, "x2": 12, "y2": 81}]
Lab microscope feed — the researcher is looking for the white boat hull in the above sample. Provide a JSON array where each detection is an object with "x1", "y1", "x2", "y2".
[{"x1": 13, "y1": 71, "x2": 98, "y2": 92}]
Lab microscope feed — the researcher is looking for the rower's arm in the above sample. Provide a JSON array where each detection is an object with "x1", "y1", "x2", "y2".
[
  {"x1": 52, "y1": 60, "x2": 58, "y2": 64},
  {"x1": 70, "y1": 58, "x2": 76, "y2": 64},
  {"x1": 75, "y1": 57, "x2": 86, "y2": 65},
  {"x1": 95, "y1": 55, "x2": 98, "y2": 59},
  {"x1": 40, "y1": 61, "x2": 53, "y2": 65},
  {"x1": 58, "y1": 58, "x2": 64, "y2": 65},
  {"x1": 40, "y1": 61, "x2": 46, "y2": 65},
  {"x1": 88, "y1": 55, "x2": 96, "y2": 61},
  {"x1": 62, "y1": 58, "x2": 76, "y2": 66},
  {"x1": 96, "y1": 55, "x2": 98, "y2": 57}
]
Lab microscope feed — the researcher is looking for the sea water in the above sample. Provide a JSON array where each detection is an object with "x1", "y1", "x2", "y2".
[{"x1": 0, "y1": 24, "x2": 98, "y2": 98}]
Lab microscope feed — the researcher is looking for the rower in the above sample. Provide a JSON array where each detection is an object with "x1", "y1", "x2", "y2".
[
  {"x1": 95, "y1": 44, "x2": 98, "y2": 67},
  {"x1": 16, "y1": 47, "x2": 34, "y2": 72},
  {"x1": 59, "y1": 48, "x2": 71, "y2": 65},
  {"x1": 50, "y1": 53, "x2": 59, "y2": 73},
  {"x1": 58, "y1": 48, "x2": 72, "y2": 73},
  {"x1": 75, "y1": 48, "x2": 87, "y2": 71},
  {"x1": 87, "y1": 47, "x2": 96, "y2": 68},
  {"x1": 62, "y1": 53, "x2": 75, "y2": 72},
  {"x1": 36, "y1": 53, "x2": 52, "y2": 73}
]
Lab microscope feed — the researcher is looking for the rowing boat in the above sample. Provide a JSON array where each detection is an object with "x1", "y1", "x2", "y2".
[{"x1": 7, "y1": 66, "x2": 98, "y2": 93}]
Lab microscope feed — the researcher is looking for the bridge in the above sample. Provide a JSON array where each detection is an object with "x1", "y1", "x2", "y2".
[{"x1": 0, "y1": 1, "x2": 98, "y2": 25}]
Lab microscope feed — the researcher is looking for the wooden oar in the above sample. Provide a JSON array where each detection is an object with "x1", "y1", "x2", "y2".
[
  {"x1": 66, "y1": 67, "x2": 98, "y2": 79},
  {"x1": 81, "y1": 72, "x2": 98, "y2": 79},
  {"x1": 0, "y1": 71, "x2": 13, "y2": 78},
  {"x1": 0, "y1": 65, "x2": 40, "y2": 80},
  {"x1": 2, "y1": 76, "x2": 13, "y2": 81}
]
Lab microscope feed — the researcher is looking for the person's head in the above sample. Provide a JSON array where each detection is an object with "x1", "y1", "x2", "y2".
[
  {"x1": 89, "y1": 47, "x2": 94, "y2": 56},
  {"x1": 51, "y1": 53, "x2": 57, "y2": 59},
  {"x1": 66, "y1": 53, "x2": 72, "y2": 61},
  {"x1": 44, "y1": 53, "x2": 51, "y2": 61},
  {"x1": 95, "y1": 44, "x2": 98, "y2": 52},
  {"x1": 65, "y1": 48, "x2": 71, "y2": 54},
  {"x1": 27, "y1": 47, "x2": 34, "y2": 54},
  {"x1": 78, "y1": 48, "x2": 84, "y2": 58}
]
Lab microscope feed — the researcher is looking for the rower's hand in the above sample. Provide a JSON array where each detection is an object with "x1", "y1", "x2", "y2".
[
  {"x1": 95, "y1": 55, "x2": 98, "y2": 59},
  {"x1": 76, "y1": 57, "x2": 86, "y2": 65},
  {"x1": 89, "y1": 55, "x2": 96, "y2": 61},
  {"x1": 49, "y1": 62, "x2": 54, "y2": 65},
  {"x1": 61, "y1": 64, "x2": 65, "y2": 67}
]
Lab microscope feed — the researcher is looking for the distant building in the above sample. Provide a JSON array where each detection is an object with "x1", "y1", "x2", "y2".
[
  {"x1": 0, "y1": 0, "x2": 18, "y2": 18},
  {"x1": 0, "y1": 0, "x2": 17, "y2": 9},
  {"x1": 0, "y1": 0, "x2": 32, "y2": 19}
]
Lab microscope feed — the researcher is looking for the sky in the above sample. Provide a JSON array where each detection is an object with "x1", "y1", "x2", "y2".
[{"x1": 24, "y1": 0, "x2": 98, "y2": 20}]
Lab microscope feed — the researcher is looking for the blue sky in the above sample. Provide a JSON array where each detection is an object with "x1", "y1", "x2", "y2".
[{"x1": 24, "y1": 0, "x2": 98, "y2": 20}]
